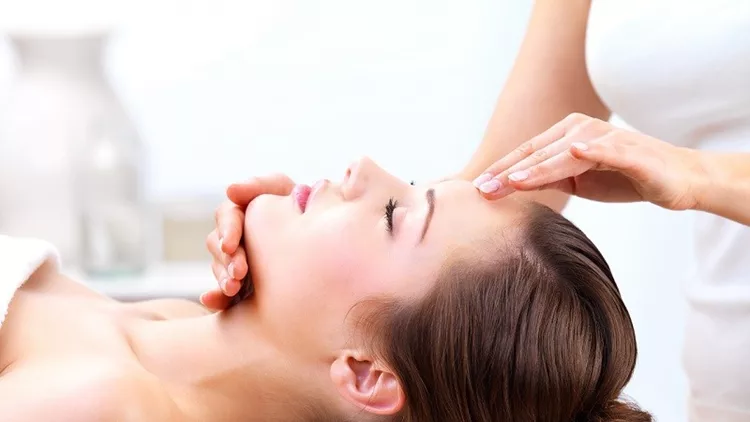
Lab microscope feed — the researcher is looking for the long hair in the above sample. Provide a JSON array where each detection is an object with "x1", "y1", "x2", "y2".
[{"x1": 360, "y1": 203, "x2": 651, "y2": 422}]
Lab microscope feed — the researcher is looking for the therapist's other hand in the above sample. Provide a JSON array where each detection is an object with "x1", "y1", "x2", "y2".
[
  {"x1": 202, "y1": 173, "x2": 295, "y2": 310},
  {"x1": 472, "y1": 113, "x2": 704, "y2": 211}
]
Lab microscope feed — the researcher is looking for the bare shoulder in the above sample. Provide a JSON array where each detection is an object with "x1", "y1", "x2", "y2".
[
  {"x1": 126, "y1": 298, "x2": 212, "y2": 320},
  {"x1": 0, "y1": 361, "x2": 182, "y2": 422}
]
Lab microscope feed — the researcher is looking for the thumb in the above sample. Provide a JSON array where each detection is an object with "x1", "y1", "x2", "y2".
[{"x1": 227, "y1": 173, "x2": 295, "y2": 206}]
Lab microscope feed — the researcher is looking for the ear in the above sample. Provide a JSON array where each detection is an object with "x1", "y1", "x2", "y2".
[{"x1": 329, "y1": 350, "x2": 405, "y2": 415}]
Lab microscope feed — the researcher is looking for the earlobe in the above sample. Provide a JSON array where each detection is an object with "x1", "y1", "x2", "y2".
[{"x1": 330, "y1": 351, "x2": 405, "y2": 416}]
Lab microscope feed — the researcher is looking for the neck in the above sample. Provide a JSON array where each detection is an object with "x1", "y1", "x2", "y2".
[{"x1": 129, "y1": 301, "x2": 324, "y2": 421}]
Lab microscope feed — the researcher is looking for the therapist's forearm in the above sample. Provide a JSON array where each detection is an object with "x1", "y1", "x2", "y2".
[
  {"x1": 457, "y1": 0, "x2": 609, "y2": 213},
  {"x1": 695, "y1": 151, "x2": 750, "y2": 226}
]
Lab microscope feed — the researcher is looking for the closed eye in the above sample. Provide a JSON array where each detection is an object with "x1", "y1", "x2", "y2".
[{"x1": 384, "y1": 197, "x2": 398, "y2": 234}]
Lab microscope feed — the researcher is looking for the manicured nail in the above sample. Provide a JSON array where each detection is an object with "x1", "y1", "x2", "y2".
[
  {"x1": 508, "y1": 170, "x2": 529, "y2": 182},
  {"x1": 228, "y1": 263, "x2": 236, "y2": 279},
  {"x1": 199, "y1": 292, "x2": 208, "y2": 304},
  {"x1": 572, "y1": 142, "x2": 588, "y2": 151},
  {"x1": 479, "y1": 178, "x2": 502, "y2": 193},
  {"x1": 225, "y1": 279, "x2": 239, "y2": 296},
  {"x1": 218, "y1": 237, "x2": 224, "y2": 252},
  {"x1": 473, "y1": 173, "x2": 493, "y2": 188},
  {"x1": 221, "y1": 277, "x2": 230, "y2": 293}
]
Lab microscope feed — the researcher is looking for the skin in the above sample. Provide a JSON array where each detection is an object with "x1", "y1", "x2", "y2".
[
  {"x1": 0, "y1": 157, "x2": 524, "y2": 421},
  {"x1": 460, "y1": 0, "x2": 608, "y2": 207},
  {"x1": 205, "y1": 0, "x2": 748, "y2": 292},
  {"x1": 205, "y1": 0, "x2": 609, "y2": 303},
  {"x1": 474, "y1": 113, "x2": 750, "y2": 227}
]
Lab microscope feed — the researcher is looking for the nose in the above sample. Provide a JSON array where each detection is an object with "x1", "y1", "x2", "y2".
[{"x1": 341, "y1": 156, "x2": 383, "y2": 200}]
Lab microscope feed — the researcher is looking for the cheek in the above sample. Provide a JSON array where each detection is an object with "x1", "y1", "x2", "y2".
[
  {"x1": 244, "y1": 195, "x2": 288, "y2": 267},
  {"x1": 297, "y1": 213, "x2": 377, "y2": 297}
]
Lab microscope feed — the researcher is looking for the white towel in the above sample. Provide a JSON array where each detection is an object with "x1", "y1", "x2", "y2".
[{"x1": 0, "y1": 234, "x2": 60, "y2": 328}]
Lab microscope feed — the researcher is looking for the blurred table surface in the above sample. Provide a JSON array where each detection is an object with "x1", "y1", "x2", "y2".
[{"x1": 65, "y1": 262, "x2": 214, "y2": 302}]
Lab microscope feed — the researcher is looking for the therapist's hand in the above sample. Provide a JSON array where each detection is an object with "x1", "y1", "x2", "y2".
[
  {"x1": 472, "y1": 113, "x2": 705, "y2": 211},
  {"x1": 202, "y1": 173, "x2": 294, "y2": 310}
]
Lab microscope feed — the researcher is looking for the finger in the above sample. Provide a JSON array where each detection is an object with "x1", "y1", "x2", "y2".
[
  {"x1": 211, "y1": 260, "x2": 233, "y2": 294},
  {"x1": 200, "y1": 289, "x2": 232, "y2": 310},
  {"x1": 224, "y1": 278, "x2": 241, "y2": 297},
  {"x1": 534, "y1": 178, "x2": 577, "y2": 195},
  {"x1": 206, "y1": 229, "x2": 232, "y2": 267},
  {"x1": 227, "y1": 173, "x2": 295, "y2": 206},
  {"x1": 504, "y1": 145, "x2": 596, "y2": 191},
  {"x1": 477, "y1": 134, "x2": 574, "y2": 200},
  {"x1": 214, "y1": 202, "x2": 245, "y2": 254},
  {"x1": 227, "y1": 245, "x2": 248, "y2": 281},
  {"x1": 472, "y1": 114, "x2": 591, "y2": 190},
  {"x1": 491, "y1": 131, "x2": 585, "y2": 189},
  {"x1": 569, "y1": 138, "x2": 642, "y2": 177}
]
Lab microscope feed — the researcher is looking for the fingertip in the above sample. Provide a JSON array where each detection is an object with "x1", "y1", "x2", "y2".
[
  {"x1": 226, "y1": 182, "x2": 241, "y2": 196},
  {"x1": 482, "y1": 185, "x2": 516, "y2": 199},
  {"x1": 570, "y1": 142, "x2": 590, "y2": 158},
  {"x1": 221, "y1": 230, "x2": 240, "y2": 253},
  {"x1": 231, "y1": 257, "x2": 248, "y2": 279},
  {"x1": 201, "y1": 290, "x2": 229, "y2": 310},
  {"x1": 224, "y1": 278, "x2": 241, "y2": 296},
  {"x1": 472, "y1": 172, "x2": 494, "y2": 189},
  {"x1": 227, "y1": 183, "x2": 255, "y2": 206},
  {"x1": 571, "y1": 142, "x2": 589, "y2": 151}
]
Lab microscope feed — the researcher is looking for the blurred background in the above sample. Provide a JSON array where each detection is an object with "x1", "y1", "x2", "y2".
[{"x1": 0, "y1": 0, "x2": 691, "y2": 419}]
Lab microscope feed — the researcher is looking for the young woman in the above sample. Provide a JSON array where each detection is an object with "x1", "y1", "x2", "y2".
[
  {"x1": 0, "y1": 157, "x2": 650, "y2": 421},
  {"x1": 211, "y1": 3, "x2": 750, "y2": 419}
]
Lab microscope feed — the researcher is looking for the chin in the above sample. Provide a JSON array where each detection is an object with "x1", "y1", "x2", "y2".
[
  {"x1": 231, "y1": 195, "x2": 284, "y2": 305},
  {"x1": 245, "y1": 193, "x2": 293, "y2": 241}
]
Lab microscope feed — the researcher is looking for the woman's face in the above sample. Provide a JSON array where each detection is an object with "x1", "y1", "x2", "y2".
[{"x1": 243, "y1": 157, "x2": 522, "y2": 356}]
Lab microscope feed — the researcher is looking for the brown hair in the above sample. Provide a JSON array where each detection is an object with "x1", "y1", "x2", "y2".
[{"x1": 363, "y1": 203, "x2": 651, "y2": 422}]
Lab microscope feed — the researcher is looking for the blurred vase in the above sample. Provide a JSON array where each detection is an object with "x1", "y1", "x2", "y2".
[{"x1": 0, "y1": 32, "x2": 148, "y2": 275}]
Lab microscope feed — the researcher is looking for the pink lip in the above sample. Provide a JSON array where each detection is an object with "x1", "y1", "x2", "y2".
[
  {"x1": 293, "y1": 184, "x2": 312, "y2": 213},
  {"x1": 294, "y1": 180, "x2": 327, "y2": 213}
]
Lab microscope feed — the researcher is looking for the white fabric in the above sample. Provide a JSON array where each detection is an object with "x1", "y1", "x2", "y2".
[
  {"x1": 0, "y1": 234, "x2": 60, "y2": 328},
  {"x1": 586, "y1": 1, "x2": 750, "y2": 420}
]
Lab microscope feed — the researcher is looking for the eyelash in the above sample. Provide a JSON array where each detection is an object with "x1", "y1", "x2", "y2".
[
  {"x1": 384, "y1": 182, "x2": 412, "y2": 233},
  {"x1": 384, "y1": 197, "x2": 398, "y2": 234}
]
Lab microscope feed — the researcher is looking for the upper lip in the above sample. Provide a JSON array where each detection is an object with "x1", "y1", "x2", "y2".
[{"x1": 308, "y1": 179, "x2": 327, "y2": 207}]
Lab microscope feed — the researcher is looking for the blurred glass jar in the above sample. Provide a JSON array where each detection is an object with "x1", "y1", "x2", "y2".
[
  {"x1": 0, "y1": 31, "x2": 149, "y2": 275},
  {"x1": 73, "y1": 116, "x2": 149, "y2": 276}
]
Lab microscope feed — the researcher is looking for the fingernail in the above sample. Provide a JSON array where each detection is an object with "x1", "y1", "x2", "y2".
[
  {"x1": 479, "y1": 178, "x2": 502, "y2": 193},
  {"x1": 218, "y1": 237, "x2": 224, "y2": 252},
  {"x1": 199, "y1": 292, "x2": 207, "y2": 304},
  {"x1": 508, "y1": 170, "x2": 529, "y2": 182},
  {"x1": 224, "y1": 279, "x2": 239, "y2": 296},
  {"x1": 572, "y1": 142, "x2": 588, "y2": 151},
  {"x1": 228, "y1": 263, "x2": 236, "y2": 279},
  {"x1": 221, "y1": 278, "x2": 230, "y2": 293},
  {"x1": 472, "y1": 173, "x2": 493, "y2": 188}
]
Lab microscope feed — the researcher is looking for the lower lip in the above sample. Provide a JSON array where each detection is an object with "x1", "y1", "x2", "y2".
[{"x1": 293, "y1": 184, "x2": 312, "y2": 212}]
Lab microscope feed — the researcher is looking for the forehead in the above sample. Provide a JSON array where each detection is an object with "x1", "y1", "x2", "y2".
[
  {"x1": 427, "y1": 184, "x2": 524, "y2": 247},
  {"x1": 403, "y1": 185, "x2": 525, "y2": 279}
]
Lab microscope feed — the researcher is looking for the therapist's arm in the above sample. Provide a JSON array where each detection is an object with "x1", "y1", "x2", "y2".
[
  {"x1": 459, "y1": 0, "x2": 610, "y2": 212},
  {"x1": 696, "y1": 152, "x2": 750, "y2": 226}
]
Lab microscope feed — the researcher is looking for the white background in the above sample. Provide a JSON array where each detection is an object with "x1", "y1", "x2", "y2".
[{"x1": 0, "y1": 0, "x2": 692, "y2": 419}]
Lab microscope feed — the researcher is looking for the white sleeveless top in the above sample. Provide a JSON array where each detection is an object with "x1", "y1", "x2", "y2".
[{"x1": 586, "y1": 0, "x2": 750, "y2": 308}]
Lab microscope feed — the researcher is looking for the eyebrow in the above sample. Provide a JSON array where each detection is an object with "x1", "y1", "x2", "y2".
[{"x1": 419, "y1": 188, "x2": 436, "y2": 243}]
